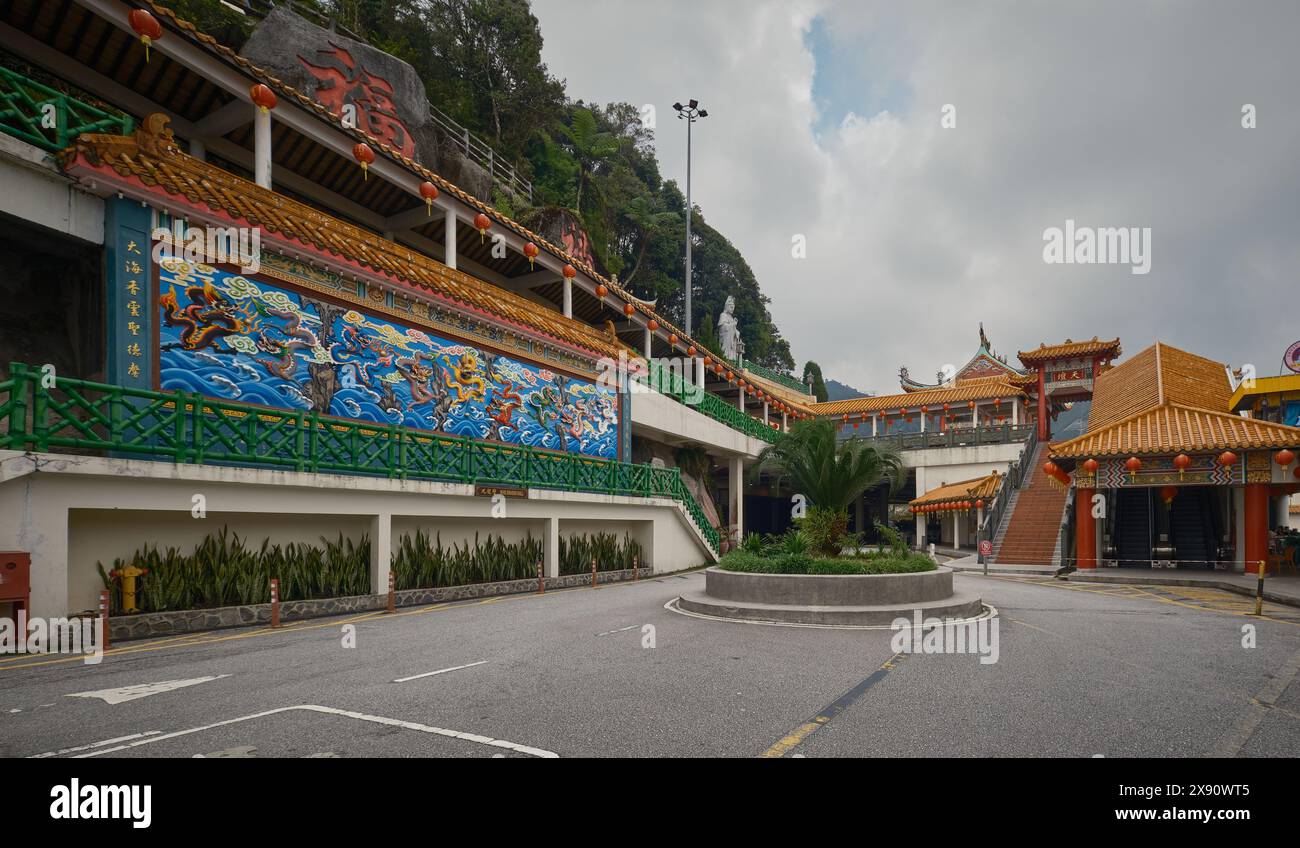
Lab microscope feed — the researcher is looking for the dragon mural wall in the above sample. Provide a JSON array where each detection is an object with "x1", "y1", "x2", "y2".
[{"x1": 156, "y1": 257, "x2": 619, "y2": 459}]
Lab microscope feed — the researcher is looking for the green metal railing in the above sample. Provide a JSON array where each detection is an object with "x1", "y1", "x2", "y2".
[
  {"x1": 0, "y1": 364, "x2": 718, "y2": 552},
  {"x1": 0, "y1": 66, "x2": 133, "y2": 153},
  {"x1": 738, "y1": 357, "x2": 811, "y2": 396},
  {"x1": 849, "y1": 423, "x2": 1034, "y2": 452},
  {"x1": 636, "y1": 358, "x2": 781, "y2": 444}
]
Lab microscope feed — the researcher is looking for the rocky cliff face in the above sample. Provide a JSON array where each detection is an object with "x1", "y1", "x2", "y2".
[{"x1": 239, "y1": 6, "x2": 495, "y2": 202}]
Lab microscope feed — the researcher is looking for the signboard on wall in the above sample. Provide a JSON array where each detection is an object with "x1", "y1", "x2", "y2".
[{"x1": 155, "y1": 254, "x2": 619, "y2": 459}]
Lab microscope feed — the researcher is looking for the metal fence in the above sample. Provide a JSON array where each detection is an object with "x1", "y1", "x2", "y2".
[
  {"x1": 637, "y1": 359, "x2": 781, "y2": 444},
  {"x1": 1, "y1": 363, "x2": 716, "y2": 552},
  {"x1": 0, "y1": 66, "x2": 133, "y2": 152},
  {"x1": 857, "y1": 423, "x2": 1034, "y2": 452}
]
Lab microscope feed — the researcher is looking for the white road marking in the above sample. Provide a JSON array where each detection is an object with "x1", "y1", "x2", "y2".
[
  {"x1": 67, "y1": 674, "x2": 232, "y2": 705},
  {"x1": 392, "y1": 660, "x2": 487, "y2": 683},
  {"x1": 595, "y1": 625, "x2": 638, "y2": 637},
  {"x1": 28, "y1": 731, "x2": 161, "y2": 759},
  {"x1": 74, "y1": 704, "x2": 558, "y2": 758}
]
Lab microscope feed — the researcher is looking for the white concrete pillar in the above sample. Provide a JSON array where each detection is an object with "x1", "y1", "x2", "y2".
[
  {"x1": 1012, "y1": 399, "x2": 1019, "y2": 426},
  {"x1": 695, "y1": 356, "x2": 706, "y2": 389},
  {"x1": 916, "y1": 514, "x2": 926, "y2": 549},
  {"x1": 544, "y1": 516, "x2": 560, "y2": 578},
  {"x1": 253, "y1": 106, "x2": 272, "y2": 189},
  {"x1": 736, "y1": 389, "x2": 745, "y2": 412},
  {"x1": 729, "y1": 456, "x2": 744, "y2": 542},
  {"x1": 563, "y1": 277, "x2": 573, "y2": 318},
  {"x1": 782, "y1": 412, "x2": 788, "y2": 431},
  {"x1": 953, "y1": 512, "x2": 962, "y2": 550},
  {"x1": 189, "y1": 137, "x2": 206, "y2": 161},
  {"x1": 763, "y1": 402, "x2": 769, "y2": 425},
  {"x1": 369, "y1": 513, "x2": 392, "y2": 596},
  {"x1": 920, "y1": 410, "x2": 926, "y2": 432},
  {"x1": 872, "y1": 414, "x2": 878, "y2": 437},
  {"x1": 444, "y1": 210, "x2": 457, "y2": 270},
  {"x1": 644, "y1": 326, "x2": 652, "y2": 359},
  {"x1": 17, "y1": 497, "x2": 69, "y2": 619}
]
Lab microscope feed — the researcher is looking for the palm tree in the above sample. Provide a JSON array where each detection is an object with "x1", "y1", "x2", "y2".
[
  {"x1": 557, "y1": 107, "x2": 619, "y2": 213},
  {"x1": 752, "y1": 419, "x2": 902, "y2": 555},
  {"x1": 621, "y1": 195, "x2": 679, "y2": 286}
]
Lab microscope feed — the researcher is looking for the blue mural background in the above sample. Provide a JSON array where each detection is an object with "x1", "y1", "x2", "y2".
[{"x1": 156, "y1": 257, "x2": 619, "y2": 458}]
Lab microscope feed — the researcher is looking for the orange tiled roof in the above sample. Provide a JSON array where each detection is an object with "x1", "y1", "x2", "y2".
[
  {"x1": 1018, "y1": 337, "x2": 1121, "y2": 365},
  {"x1": 910, "y1": 472, "x2": 1002, "y2": 507},
  {"x1": 140, "y1": 2, "x2": 727, "y2": 370},
  {"x1": 811, "y1": 381, "x2": 1026, "y2": 417},
  {"x1": 65, "y1": 120, "x2": 627, "y2": 361},
  {"x1": 1086, "y1": 342, "x2": 1232, "y2": 432},
  {"x1": 1050, "y1": 402, "x2": 1300, "y2": 458}
]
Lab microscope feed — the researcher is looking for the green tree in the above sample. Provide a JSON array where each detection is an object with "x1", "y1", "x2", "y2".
[
  {"x1": 753, "y1": 420, "x2": 902, "y2": 556},
  {"x1": 620, "y1": 196, "x2": 679, "y2": 286},
  {"x1": 557, "y1": 107, "x2": 620, "y2": 214},
  {"x1": 802, "y1": 361, "x2": 828, "y2": 402}
]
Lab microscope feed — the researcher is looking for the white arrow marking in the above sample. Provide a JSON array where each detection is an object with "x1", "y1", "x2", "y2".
[{"x1": 67, "y1": 674, "x2": 231, "y2": 705}]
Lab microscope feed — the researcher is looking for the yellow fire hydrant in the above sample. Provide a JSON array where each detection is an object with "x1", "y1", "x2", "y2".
[{"x1": 108, "y1": 565, "x2": 149, "y2": 614}]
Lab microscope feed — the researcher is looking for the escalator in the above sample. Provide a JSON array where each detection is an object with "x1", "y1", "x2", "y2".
[
  {"x1": 1169, "y1": 488, "x2": 1217, "y2": 569},
  {"x1": 1114, "y1": 488, "x2": 1152, "y2": 567}
]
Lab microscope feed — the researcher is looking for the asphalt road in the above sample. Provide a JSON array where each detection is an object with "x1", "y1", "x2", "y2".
[{"x1": 2, "y1": 571, "x2": 1299, "y2": 758}]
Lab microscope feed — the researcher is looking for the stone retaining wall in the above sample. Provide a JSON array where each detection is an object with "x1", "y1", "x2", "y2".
[
  {"x1": 703, "y1": 566, "x2": 954, "y2": 606},
  {"x1": 109, "y1": 568, "x2": 644, "y2": 641}
]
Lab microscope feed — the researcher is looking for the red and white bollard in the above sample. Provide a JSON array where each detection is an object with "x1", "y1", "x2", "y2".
[
  {"x1": 633, "y1": 554, "x2": 639, "y2": 581},
  {"x1": 270, "y1": 578, "x2": 281, "y2": 628},
  {"x1": 98, "y1": 589, "x2": 110, "y2": 652},
  {"x1": 537, "y1": 559, "x2": 545, "y2": 595},
  {"x1": 591, "y1": 557, "x2": 597, "y2": 588},
  {"x1": 386, "y1": 569, "x2": 396, "y2": 614}
]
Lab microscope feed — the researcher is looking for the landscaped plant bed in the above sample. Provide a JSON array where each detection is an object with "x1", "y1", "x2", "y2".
[{"x1": 106, "y1": 568, "x2": 646, "y2": 642}]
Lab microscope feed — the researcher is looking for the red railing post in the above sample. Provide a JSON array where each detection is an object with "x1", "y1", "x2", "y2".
[
  {"x1": 537, "y1": 558, "x2": 544, "y2": 595},
  {"x1": 387, "y1": 569, "x2": 396, "y2": 614},
  {"x1": 270, "y1": 578, "x2": 281, "y2": 628},
  {"x1": 591, "y1": 556, "x2": 597, "y2": 588}
]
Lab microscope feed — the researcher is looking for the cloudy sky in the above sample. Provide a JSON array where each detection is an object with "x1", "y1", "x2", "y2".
[{"x1": 531, "y1": 0, "x2": 1300, "y2": 394}]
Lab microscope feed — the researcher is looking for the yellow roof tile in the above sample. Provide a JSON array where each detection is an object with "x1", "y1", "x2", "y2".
[
  {"x1": 1050, "y1": 402, "x2": 1300, "y2": 458},
  {"x1": 812, "y1": 381, "x2": 1026, "y2": 417},
  {"x1": 910, "y1": 472, "x2": 1002, "y2": 507},
  {"x1": 1018, "y1": 337, "x2": 1121, "y2": 365}
]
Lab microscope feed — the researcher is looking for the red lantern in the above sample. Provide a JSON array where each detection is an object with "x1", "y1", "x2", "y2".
[
  {"x1": 1173, "y1": 453, "x2": 1191, "y2": 477},
  {"x1": 250, "y1": 83, "x2": 277, "y2": 113},
  {"x1": 921, "y1": 406, "x2": 929, "y2": 414},
  {"x1": 1160, "y1": 485, "x2": 1178, "y2": 504},
  {"x1": 562, "y1": 264, "x2": 577, "y2": 281},
  {"x1": 725, "y1": 371, "x2": 734, "y2": 382},
  {"x1": 624, "y1": 303, "x2": 635, "y2": 317},
  {"x1": 1125, "y1": 456, "x2": 1142, "y2": 477},
  {"x1": 668, "y1": 334, "x2": 678, "y2": 346},
  {"x1": 1276, "y1": 449, "x2": 1296, "y2": 467},
  {"x1": 1043, "y1": 461, "x2": 1059, "y2": 477},
  {"x1": 687, "y1": 346, "x2": 697, "y2": 357},
  {"x1": 975, "y1": 499, "x2": 984, "y2": 510},
  {"x1": 352, "y1": 142, "x2": 375, "y2": 178},
  {"x1": 943, "y1": 403, "x2": 950, "y2": 412},
  {"x1": 595, "y1": 284, "x2": 608, "y2": 298},
  {"x1": 647, "y1": 319, "x2": 659, "y2": 332},
  {"x1": 968, "y1": 401, "x2": 976, "y2": 409},
  {"x1": 129, "y1": 8, "x2": 163, "y2": 61},
  {"x1": 703, "y1": 356, "x2": 711, "y2": 366},
  {"x1": 714, "y1": 364, "x2": 724, "y2": 375},
  {"x1": 994, "y1": 398, "x2": 1002, "y2": 407},
  {"x1": 1294, "y1": 465, "x2": 1300, "y2": 480},
  {"x1": 1082, "y1": 458, "x2": 1099, "y2": 474},
  {"x1": 474, "y1": 213, "x2": 491, "y2": 241},
  {"x1": 1217, "y1": 451, "x2": 1238, "y2": 468},
  {"x1": 522, "y1": 241, "x2": 539, "y2": 269},
  {"x1": 419, "y1": 181, "x2": 439, "y2": 216}
]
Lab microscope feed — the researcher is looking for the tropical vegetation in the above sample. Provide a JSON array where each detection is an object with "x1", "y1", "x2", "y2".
[{"x1": 752, "y1": 419, "x2": 903, "y2": 556}]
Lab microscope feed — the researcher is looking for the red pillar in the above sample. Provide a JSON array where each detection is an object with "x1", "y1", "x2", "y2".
[
  {"x1": 1036, "y1": 365, "x2": 1048, "y2": 440},
  {"x1": 1076, "y1": 487, "x2": 1097, "y2": 568},
  {"x1": 1244, "y1": 483, "x2": 1269, "y2": 574}
]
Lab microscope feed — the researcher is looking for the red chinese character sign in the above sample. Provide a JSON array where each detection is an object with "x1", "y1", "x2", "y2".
[{"x1": 299, "y1": 43, "x2": 415, "y2": 159}]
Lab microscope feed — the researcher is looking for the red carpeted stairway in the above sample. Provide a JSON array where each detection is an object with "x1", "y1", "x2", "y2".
[{"x1": 993, "y1": 443, "x2": 1069, "y2": 565}]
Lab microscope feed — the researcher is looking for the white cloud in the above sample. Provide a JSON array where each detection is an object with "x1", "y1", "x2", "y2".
[{"x1": 532, "y1": 0, "x2": 1300, "y2": 393}]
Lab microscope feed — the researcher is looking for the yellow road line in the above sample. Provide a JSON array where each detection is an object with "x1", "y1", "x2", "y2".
[{"x1": 760, "y1": 653, "x2": 906, "y2": 758}]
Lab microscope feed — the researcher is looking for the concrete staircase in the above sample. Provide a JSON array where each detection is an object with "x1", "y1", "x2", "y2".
[{"x1": 992, "y1": 442, "x2": 1069, "y2": 565}]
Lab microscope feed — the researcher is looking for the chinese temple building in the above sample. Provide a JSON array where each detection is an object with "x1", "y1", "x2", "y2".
[
  {"x1": 809, "y1": 327, "x2": 1120, "y2": 555},
  {"x1": 0, "y1": 1, "x2": 817, "y2": 621},
  {"x1": 1050, "y1": 342, "x2": 1300, "y2": 573}
]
